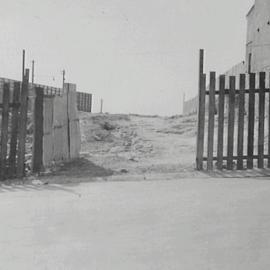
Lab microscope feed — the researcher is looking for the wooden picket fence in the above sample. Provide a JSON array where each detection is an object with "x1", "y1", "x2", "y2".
[
  {"x1": 77, "y1": 91, "x2": 92, "y2": 112},
  {"x1": 0, "y1": 70, "x2": 30, "y2": 180},
  {"x1": 196, "y1": 50, "x2": 270, "y2": 171}
]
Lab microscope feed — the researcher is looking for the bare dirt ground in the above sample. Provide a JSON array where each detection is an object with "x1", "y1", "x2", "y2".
[
  {"x1": 34, "y1": 112, "x2": 270, "y2": 185},
  {"x1": 79, "y1": 113, "x2": 197, "y2": 175},
  {"x1": 38, "y1": 113, "x2": 200, "y2": 184}
]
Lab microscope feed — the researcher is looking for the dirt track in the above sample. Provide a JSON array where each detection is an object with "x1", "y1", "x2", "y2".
[{"x1": 28, "y1": 112, "x2": 270, "y2": 185}]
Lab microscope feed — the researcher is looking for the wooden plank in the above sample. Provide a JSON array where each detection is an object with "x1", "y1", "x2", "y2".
[
  {"x1": 86, "y1": 94, "x2": 90, "y2": 112},
  {"x1": 17, "y1": 69, "x2": 29, "y2": 178},
  {"x1": 84, "y1": 93, "x2": 87, "y2": 111},
  {"x1": 0, "y1": 83, "x2": 10, "y2": 180},
  {"x1": 258, "y1": 72, "x2": 266, "y2": 168},
  {"x1": 207, "y1": 72, "x2": 216, "y2": 171},
  {"x1": 8, "y1": 82, "x2": 21, "y2": 177},
  {"x1": 88, "y1": 94, "x2": 91, "y2": 112},
  {"x1": 32, "y1": 87, "x2": 44, "y2": 173},
  {"x1": 268, "y1": 72, "x2": 270, "y2": 168},
  {"x1": 196, "y1": 49, "x2": 205, "y2": 170},
  {"x1": 196, "y1": 74, "x2": 206, "y2": 170},
  {"x1": 247, "y1": 73, "x2": 256, "y2": 169},
  {"x1": 205, "y1": 88, "x2": 270, "y2": 95},
  {"x1": 237, "y1": 74, "x2": 246, "y2": 170},
  {"x1": 0, "y1": 103, "x2": 20, "y2": 108},
  {"x1": 217, "y1": 75, "x2": 225, "y2": 170},
  {"x1": 79, "y1": 92, "x2": 82, "y2": 111},
  {"x1": 203, "y1": 154, "x2": 270, "y2": 161},
  {"x1": 227, "y1": 76, "x2": 236, "y2": 170},
  {"x1": 199, "y1": 49, "x2": 204, "y2": 75},
  {"x1": 77, "y1": 92, "x2": 80, "y2": 111},
  {"x1": 89, "y1": 94, "x2": 92, "y2": 112},
  {"x1": 43, "y1": 97, "x2": 54, "y2": 167}
]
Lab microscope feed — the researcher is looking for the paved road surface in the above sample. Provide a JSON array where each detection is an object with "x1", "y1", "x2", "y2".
[{"x1": 1, "y1": 178, "x2": 270, "y2": 269}]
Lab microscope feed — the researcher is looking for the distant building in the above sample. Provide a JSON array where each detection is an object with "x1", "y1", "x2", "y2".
[
  {"x1": 246, "y1": 0, "x2": 270, "y2": 73},
  {"x1": 182, "y1": 0, "x2": 268, "y2": 115}
]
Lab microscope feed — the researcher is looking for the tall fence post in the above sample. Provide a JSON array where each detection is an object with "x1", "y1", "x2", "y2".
[
  {"x1": 0, "y1": 84, "x2": 10, "y2": 180},
  {"x1": 217, "y1": 75, "x2": 225, "y2": 170},
  {"x1": 32, "y1": 87, "x2": 44, "y2": 173},
  {"x1": 9, "y1": 82, "x2": 21, "y2": 177},
  {"x1": 237, "y1": 74, "x2": 246, "y2": 170},
  {"x1": 227, "y1": 76, "x2": 236, "y2": 170},
  {"x1": 207, "y1": 72, "x2": 216, "y2": 171},
  {"x1": 17, "y1": 69, "x2": 29, "y2": 178},
  {"x1": 196, "y1": 49, "x2": 206, "y2": 170},
  {"x1": 258, "y1": 72, "x2": 265, "y2": 168},
  {"x1": 247, "y1": 73, "x2": 255, "y2": 169}
]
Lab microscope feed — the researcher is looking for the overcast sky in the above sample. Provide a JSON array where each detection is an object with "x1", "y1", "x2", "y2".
[{"x1": 0, "y1": 0, "x2": 254, "y2": 115}]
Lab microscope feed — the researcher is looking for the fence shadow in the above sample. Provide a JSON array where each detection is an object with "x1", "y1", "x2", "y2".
[
  {"x1": 0, "y1": 181, "x2": 83, "y2": 195},
  {"x1": 201, "y1": 168, "x2": 270, "y2": 179},
  {"x1": 0, "y1": 157, "x2": 115, "y2": 192},
  {"x1": 51, "y1": 157, "x2": 114, "y2": 178}
]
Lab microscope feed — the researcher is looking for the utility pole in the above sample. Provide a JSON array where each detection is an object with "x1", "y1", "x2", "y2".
[
  {"x1": 62, "y1": 69, "x2": 66, "y2": 88},
  {"x1": 100, "y1": 99, "x2": 103, "y2": 113},
  {"x1": 22, "y1": 49, "x2": 25, "y2": 81},
  {"x1": 31, "y1": 60, "x2": 35, "y2": 83}
]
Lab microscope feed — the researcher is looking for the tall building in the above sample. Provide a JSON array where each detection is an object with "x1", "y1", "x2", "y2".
[
  {"x1": 182, "y1": 0, "x2": 269, "y2": 115},
  {"x1": 246, "y1": 0, "x2": 270, "y2": 73}
]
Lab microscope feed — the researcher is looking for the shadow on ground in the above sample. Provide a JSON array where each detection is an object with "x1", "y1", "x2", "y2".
[
  {"x1": 0, "y1": 181, "x2": 83, "y2": 195},
  {"x1": 0, "y1": 158, "x2": 115, "y2": 189},
  {"x1": 201, "y1": 168, "x2": 270, "y2": 179},
  {"x1": 51, "y1": 158, "x2": 114, "y2": 179}
]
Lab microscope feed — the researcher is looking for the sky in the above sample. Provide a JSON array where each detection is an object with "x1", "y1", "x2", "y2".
[{"x1": 0, "y1": 0, "x2": 254, "y2": 115}]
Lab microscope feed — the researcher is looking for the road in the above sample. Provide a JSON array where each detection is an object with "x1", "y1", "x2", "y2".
[{"x1": 1, "y1": 177, "x2": 270, "y2": 270}]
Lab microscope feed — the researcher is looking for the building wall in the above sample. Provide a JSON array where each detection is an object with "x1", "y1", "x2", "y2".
[
  {"x1": 183, "y1": 95, "x2": 198, "y2": 115},
  {"x1": 224, "y1": 61, "x2": 246, "y2": 77},
  {"x1": 246, "y1": 0, "x2": 270, "y2": 72}
]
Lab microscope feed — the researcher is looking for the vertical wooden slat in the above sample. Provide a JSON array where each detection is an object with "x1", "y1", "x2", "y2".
[
  {"x1": 84, "y1": 93, "x2": 87, "y2": 111},
  {"x1": 0, "y1": 84, "x2": 10, "y2": 180},
  {"x1": 227, "y1": 76, "x2": 236, "y2": 170},
  {"x1": 87, "y1": 94, "x2": 90, "y2": 112},
  {"x1": 79, "y1": 92, "x2": 82, "y2": 111},
  {"x1": 17, "y1": 69, "x2": 29, "y2": 178},
  {"x1": 77, "y1": 92, "x2": 80, "y2": 111},
  {"x1": 9, "y1": 82, "x2": 21, "y2": 177},
  {"x1": 258, "y1": 72, "x2": 265, "y2": 168},
  {"x1": 207, "y1": 72, "x2": 216, "y2": 171},
  {"x1": 247, "y1": 73, "x2": 256, "y2": 169},
  {"x1": 217, "y1": 75, "x2": 225, "y2": 170},
  {"x1": 237, "y1": 74, "x2": 246, "y2": 170},
  {"x1": 268, "y1": 73, "x2": 270, "y2": 168},
  {"x1": 32, "y1": 87, "x2": 44, "y2": 173},
  {"x1": 196, "y1": 49, "x2": 205, "y2": 170},
  {"x1": 81, "y1": 93, "x2": 84, "y2": 111},
  {"x1": 86, "y1": 93, "x2": 88, "y2": 111},
  {"x1": 85, "y1": 94, "x2": 89, "y2": 112},
  {"x1": 196, "y1": 74, "x2": 206, "y2": 170},
  {"x1": 82, "y1": 93, "x2": 84, "y2": 111},
  {"x1": 90, "y1": 94, "x2": 92, "y2": 113}
]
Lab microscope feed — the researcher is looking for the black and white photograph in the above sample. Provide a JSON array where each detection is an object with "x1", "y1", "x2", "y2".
[{"x1": 1, "y1": 0, "x2": 270, "y2": 269}]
